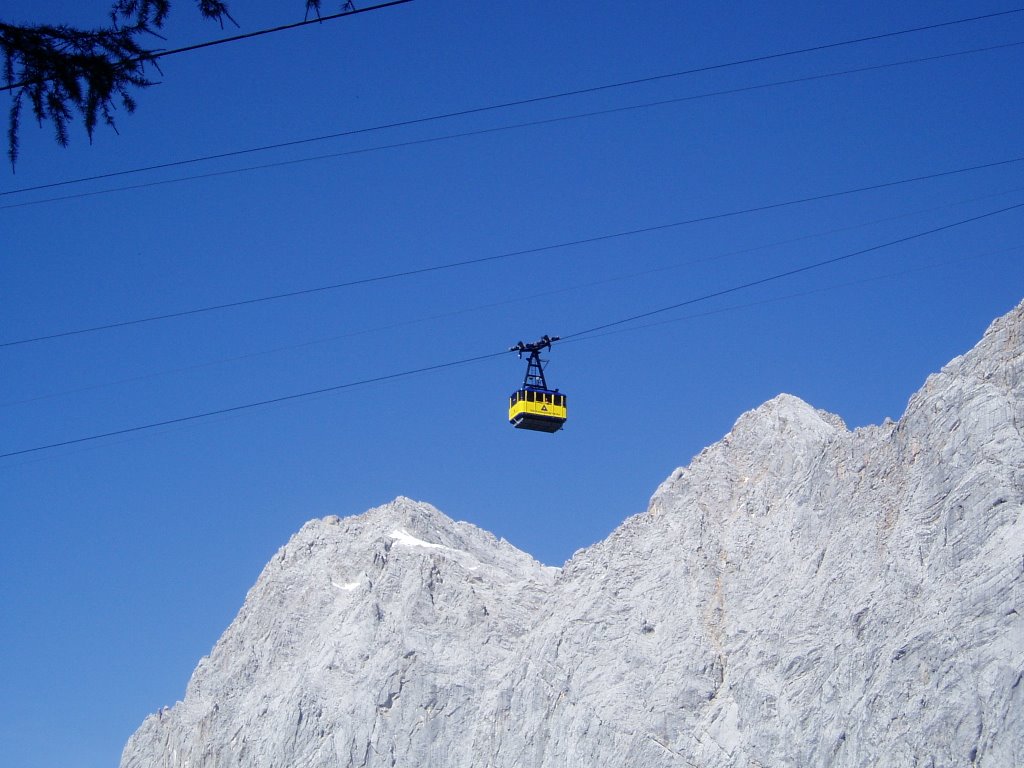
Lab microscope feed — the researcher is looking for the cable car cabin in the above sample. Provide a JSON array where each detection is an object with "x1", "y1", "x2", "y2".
[
  {"x1": 509, "y1": 388, "x2": 567, "y2": 432},
  {"x1": 507, "y1": 334, "x2": 566, "y2": 433}
]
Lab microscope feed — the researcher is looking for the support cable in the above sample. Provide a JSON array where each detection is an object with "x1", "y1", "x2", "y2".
[
  {"x1": 560, "y1": 244, "x2": 1024, "y2": 345},
  {"x1": 3, "y1": 153, "x2": 1022, "y2": 349},
  {"x1": 0, "y1": 350, "x2": 506, "y2": 459},
  {"x1": 2, "y1": 198, "x2": 1020, "y2": 459},
  {"x1": 559, "y1": 201, "x2": 1024, "y2": 341},
  {"x1": 0, "y1": 1, "x2": 416, "y2": 93},
  {"x1": 6, "y1": 183, "x2": 1020, "y2": 408},
  {"x1": 4, "y1": 37, "x2": 1022, "y2": 200}
]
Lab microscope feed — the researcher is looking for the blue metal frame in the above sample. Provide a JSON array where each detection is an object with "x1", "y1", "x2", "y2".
[{"x1": 509, "y1": 334, "x2": 560, "y2": 391}]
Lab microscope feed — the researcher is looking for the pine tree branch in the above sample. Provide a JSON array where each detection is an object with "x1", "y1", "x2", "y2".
[
  {"x1": 0, "y1": 2, "x2": 366, "y2": 167},
  {"x1": 1, "y1": 20, "x2": 156, "y2": 167},
  {"x1": 0, "y1": 0, "x2": 245, "y2": 168}
]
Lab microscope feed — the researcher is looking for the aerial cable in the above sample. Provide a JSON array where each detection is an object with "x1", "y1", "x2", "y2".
[
  {"x1": 2, "y1": 199, "x2": 1020, "y2": 460},
  {"x1": 560, "y1": 200, "x2": 1024, "y2": 342},
  {"x1": 4, "y1": 36, "x2": 1021, "y2": 201},
  {"x1": 5, "y1": 248, "x2": 1013, "y2": 473},
  {"x1": 7, "y1": 182, "x2": 1020, "y2": 408},
  {"x1": 126, "y1": 5, "x2": 1024, "y2": 74},
  {"x1": 4, "y1": 247, "x2": 1010, "y2": 469},
  {"x1": 4, "y1": 40, "x2": 1020, "y2": 209},
  {"x1": 565, "y1": 244, "x2": 1024, "y2": 345},
  {"x1": 3, "y1": 152, "x2": 1022, "y2": 349},
  {"x1": 0, "y1": 1, "x2": 416, "y2": 93},
  {"x1": 0, "y1": 350, "x2": 506, "y2": 460},
  {"x1": 144, "y1": 0, "x2": 416, "y2": 62}
]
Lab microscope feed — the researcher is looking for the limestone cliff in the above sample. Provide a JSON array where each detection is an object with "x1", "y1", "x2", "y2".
[{"x1": 122, "y1": 302, "x2": 1024, "y2": 767}]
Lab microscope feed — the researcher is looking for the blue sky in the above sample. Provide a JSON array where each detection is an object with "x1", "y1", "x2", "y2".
[{"x1": 2, "y1": 1, "x2": 1023, "y2": 765}]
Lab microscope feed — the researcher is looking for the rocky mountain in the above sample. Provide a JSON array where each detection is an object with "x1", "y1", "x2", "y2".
[{"x1": 121, "y1": 302, "x2": 1024, "y2": 767}]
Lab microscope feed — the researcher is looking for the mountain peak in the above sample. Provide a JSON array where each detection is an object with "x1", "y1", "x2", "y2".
[
  {"x1": 663, "y1": 392, "x2": 847, "y2": 491},
  {"x1": 733, "y1": 392, "x2": 847, "y2": 435},
  {"x1": 356, "y1": 496, "x2": 454, "y2": 539}
]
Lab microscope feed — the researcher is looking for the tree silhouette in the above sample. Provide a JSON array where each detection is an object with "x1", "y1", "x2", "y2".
[{"x1": 1, "y1": 1, "x2": 329, "y2": 167}]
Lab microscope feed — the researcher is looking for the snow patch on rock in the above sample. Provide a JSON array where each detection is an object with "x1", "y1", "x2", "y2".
[{"x1": 389, "y1": 529, "x2": 445, "y2": 550}]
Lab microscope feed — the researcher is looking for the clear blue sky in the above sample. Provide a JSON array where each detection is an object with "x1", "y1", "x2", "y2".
[{"x1": 2, "y1": 1, "x2": 1022, "y2": 765}]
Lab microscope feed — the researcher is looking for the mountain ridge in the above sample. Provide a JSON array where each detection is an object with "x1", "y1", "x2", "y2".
[{"x1": 122, "y1": 301, "x2": 1024, "y2": 767}]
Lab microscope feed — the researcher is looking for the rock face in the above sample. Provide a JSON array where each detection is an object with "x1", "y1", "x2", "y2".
[{"x1": 122, "y1": 303, "x2": 1024, "y2": 768}]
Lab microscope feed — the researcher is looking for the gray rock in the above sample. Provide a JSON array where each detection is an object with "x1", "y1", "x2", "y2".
[{"x1": 122, "y1": 302, "x2": 1024, "y2": 767}]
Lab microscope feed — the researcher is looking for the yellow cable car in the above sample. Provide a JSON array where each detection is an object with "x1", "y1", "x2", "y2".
[{"x1": 508, "y1": 335, "x2": 567, "y2": 432}]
